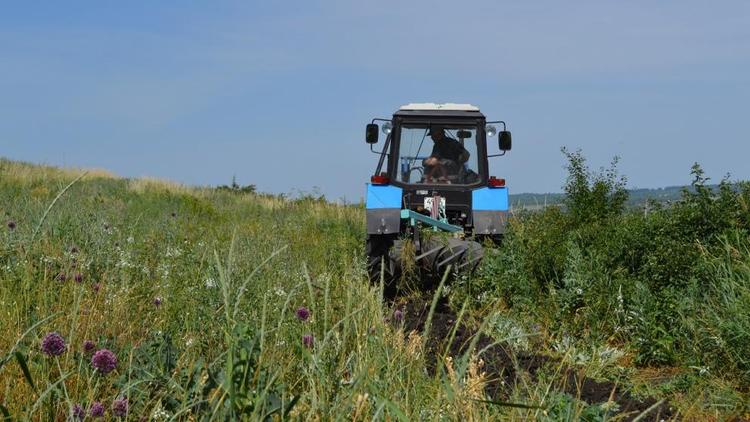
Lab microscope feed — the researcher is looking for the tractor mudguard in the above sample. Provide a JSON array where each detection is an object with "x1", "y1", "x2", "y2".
[
  {"x1": 472, "y1": 187, "x2": 509, "y2": 235},
  {"x1": 365, "y1": 184, "x2": 403, "y2": 235}
]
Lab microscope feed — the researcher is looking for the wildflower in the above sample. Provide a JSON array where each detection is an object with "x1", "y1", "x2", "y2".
[
  {"x1": 393, "y1": 309, "x2": 404, "y2": 323},
  {"x1": 112, "y1": 397, "x2": 128, "y2": 417},
  {"x1": 91, "y1": 348, "x2": 117, "y2": 374},
  {"x1": 90, "y1": 402, "x2": 105, "y2": 418},
  {"x1": 74, "y1": 272, "x2": 84, "y2": 283},
  {"x1": 70, "y1": 246, "x2": 79, "y2": 254},
  {"x1": 7, "y1": 220, "x2": 15, "y2": 230},
  {"x1": 56, "y1": 272, "x2": 67, "y2": 282},
  {"x1": 41, "y1": 332, "x2": 66, "y2": 356},
  {"x1": 153, "y1": 297, "x2": 162, "y2": 307},
  {"x1": 151, "y1": 405, "x2": 170, "y2": 420},
  {"x1": 302, "y1": 334, "x2": 314, "y2": 349},
  {"x1": 295, "y1": 306, "x2": 310, "y2": 322},
  {"x1": 83, "y1": 340, "x2": 96, "y2": 354},
  {"x1": 92, "y1": 283, "x2": 101, "y2": 293},
  {"x1": 72, "y1": 404, "x2": 85, "y2": 420}
]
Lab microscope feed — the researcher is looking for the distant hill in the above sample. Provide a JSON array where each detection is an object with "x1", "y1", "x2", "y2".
[{"x1": 509, "y1": 185, "x2": 714, "y2": 211}]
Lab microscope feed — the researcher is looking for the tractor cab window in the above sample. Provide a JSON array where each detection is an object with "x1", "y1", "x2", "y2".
[{"x1": 396, "y1": 124, "x2": 480, "y2": 185}]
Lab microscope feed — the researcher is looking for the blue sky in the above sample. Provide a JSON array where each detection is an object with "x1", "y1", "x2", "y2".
[{"x1": 1, "y1": 1, "x2": 748, "y2": 201}]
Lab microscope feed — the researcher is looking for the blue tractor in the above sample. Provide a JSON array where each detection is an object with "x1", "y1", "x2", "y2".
[{"x1": 364, "y1": 103, "x2": 512, "y2": 295}]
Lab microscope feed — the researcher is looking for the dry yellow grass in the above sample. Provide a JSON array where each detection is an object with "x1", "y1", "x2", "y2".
[
  {"x1": 0, "y1": 157, "x2": 117, "y2": 184},
  {"x1": 126, "y1": 176, "x2": 202, "y2": 196}
]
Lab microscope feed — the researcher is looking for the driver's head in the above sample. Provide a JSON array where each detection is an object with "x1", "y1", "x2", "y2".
[{"x1": 429, "y1": 125, "x2": 446, "y2": 141}]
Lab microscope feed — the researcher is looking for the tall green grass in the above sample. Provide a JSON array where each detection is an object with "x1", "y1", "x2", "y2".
[{"x1": 2, "y1": 156, "x2": 749, "y2": 420}]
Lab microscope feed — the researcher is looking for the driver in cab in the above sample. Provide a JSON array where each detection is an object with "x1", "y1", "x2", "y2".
[{"x1": 423, "y1": 126, "x2": 469, "y2": 183}]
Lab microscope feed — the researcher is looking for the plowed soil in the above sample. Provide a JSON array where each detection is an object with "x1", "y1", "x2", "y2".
[{"x1": 390, "y1": 295, "x2": 675, "y2": 421}]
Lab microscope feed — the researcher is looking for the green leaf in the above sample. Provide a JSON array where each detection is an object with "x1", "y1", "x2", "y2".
[
  {"x1": 470, "y1": 398, "x2": 542, "y2": 409},
  {"x1": 0, "y1": 404, "x2": 12, "y2": 421},
  {"x1": 14, "y1": 352, "x2": 36, "y2": 393}
]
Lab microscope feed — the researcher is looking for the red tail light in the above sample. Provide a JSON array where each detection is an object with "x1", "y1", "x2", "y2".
[
  {"x1": 488, "y1": 176, "x2": 506, "y2": 188},
  {"x1": 371, "y1": 175, "x2": 390, "y2": 185}
]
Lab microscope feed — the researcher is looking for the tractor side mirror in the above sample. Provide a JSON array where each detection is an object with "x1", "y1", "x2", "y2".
[
  {"x1": 499, "y1": 131, "x2": 512, "y2": 151},
  {"x1": 366, "y1": 124, "x2": 379, "y2": 144},
  {"x1": 456, "y1": 130, "x2": 472, "y2": 139}
]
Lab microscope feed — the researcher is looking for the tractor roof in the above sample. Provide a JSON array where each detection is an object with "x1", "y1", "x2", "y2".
[
  {"x1": 399, "y1": 103, "x2": 479, "y2": 111},
  {"x1": 394, "y1": 103, "x2": 485, "y2": 119}
]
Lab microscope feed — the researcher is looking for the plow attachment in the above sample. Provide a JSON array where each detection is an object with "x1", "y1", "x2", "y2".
[{"x1": 366, "y1": 210, "x2": 485, "y2": 296}]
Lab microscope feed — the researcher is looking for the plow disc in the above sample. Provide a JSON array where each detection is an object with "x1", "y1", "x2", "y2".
[{"x1": 367, "y1": 235, "x2": 484, "y2": 296}]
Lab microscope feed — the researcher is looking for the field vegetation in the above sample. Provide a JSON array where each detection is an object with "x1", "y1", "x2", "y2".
[{"x1": 1, "y1": 155, "x2": 749, "y2": 420}]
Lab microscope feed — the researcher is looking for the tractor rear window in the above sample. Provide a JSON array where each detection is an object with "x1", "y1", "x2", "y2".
[{"x1": 396, "y1": 125, "x2": 480, "y2": 185}]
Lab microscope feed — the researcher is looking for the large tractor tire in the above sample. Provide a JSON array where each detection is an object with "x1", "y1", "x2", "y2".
[{"x1": 366, "y1": 234, "x2": 399, "y2": 296}]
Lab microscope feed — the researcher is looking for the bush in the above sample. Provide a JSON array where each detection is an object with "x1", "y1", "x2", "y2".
[{"x1": 479, "y1": 151, "x2": 750, "y2": 374}]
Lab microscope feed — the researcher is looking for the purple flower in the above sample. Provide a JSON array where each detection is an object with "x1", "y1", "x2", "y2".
[
  {"x1": 295, "y1": 306, "x2": 310, "y2": 322},
  {"x1": 90, "y1": 402, "x2": 105, "y2": 418},
  {"x1": 56, "y1": 272, "x2": 67, "y2": 282},
  {"x1": 83, "y1": 340, "x2": 96, "y2": 354},
  {"x1": 91, "y1": 348, "x2": 117, "y2": 374},
  {"x1": 72, "y1": 404, "x2": 85, "y2": 420},
  {"x1": 153, "y1": 297, "x2": 162, "y2": 307},
  {"x1": 393, "y1": 309, "x2": 404, "y2": 323},
  {"x1": 7, "y1": 220, "x2": 15, "y2": 230},
  {"x1": 112, "y1": 397, "x2": 128, "y2": 417},
  {"x1": 92, "y1": 283, "x2": 101, "y2": 293},
  {"x1": 302, "y1": 334, "x2": 314, "y2": 349},
  {"x1": 74, "y1": 272, "x2": 84, "y2": 283},
  {"x1": 41, "y1": 332, "x2": 66, "y2": 356}
]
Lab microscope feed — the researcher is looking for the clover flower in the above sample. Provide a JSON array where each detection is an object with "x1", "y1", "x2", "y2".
[
  {"x1": 41, "y1": 332, "x2": 66, "y2": 356},
  {"x1": 153, "y1": 297, "x2": 162, "y2": 307},
  {"x1": 83, "y1": 340, "x2": 96, "y2": 354},
  {"x1": 91, "y1": 348, "x2": 117, "y2": 374},
  {"x1": 56, "y1": 272, "x2": 67, "y2": 282},
  {"x1": 92, "y1": 283, "x2": 101, "y2": 293},
  {"x1": 393, "y1": 309, "x2": 404, "y2": 323},
  {"x1": 72, "y1": 404, "x2": 85, "y2": 420},
  {"x1": 295, "y1": 306, "x2": 310, "y2": 322},
  {"x1": 74, "y1": 272, "x2": 84, "y2": 283},
  {"x1": 112, "y1": 397, "x2": 128, "y2": 417},
  {"x1": 90, "y1": 402, "x2": 105, "y2": 418},
  {"x1": 302, "y1": 334, "x2": 314, "y2": 349}
]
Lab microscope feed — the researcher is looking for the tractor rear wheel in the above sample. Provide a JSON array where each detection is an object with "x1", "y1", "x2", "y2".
[{"x1": 366, "y1": 234, "x2": 398, "y2": 296}]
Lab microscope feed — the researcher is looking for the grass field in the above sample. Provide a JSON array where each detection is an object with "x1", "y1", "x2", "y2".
[{"x1": 1, "y1": 156, "x2": 749, "y2": 420}]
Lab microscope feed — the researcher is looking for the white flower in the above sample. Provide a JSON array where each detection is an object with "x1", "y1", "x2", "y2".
[{"x1": 151, "y1": 405, "x2": 170, "y2": 420}]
